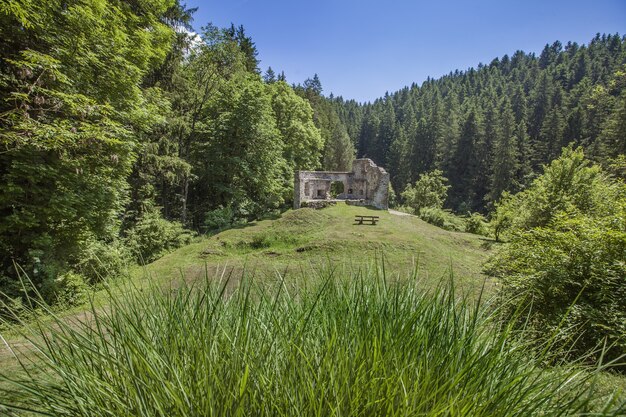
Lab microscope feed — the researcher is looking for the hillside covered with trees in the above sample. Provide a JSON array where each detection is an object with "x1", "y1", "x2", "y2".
[
  {"x1": 0, "y1": 1, "x2": 331, "y2": 304},
  {"x1": 331, "y1": 34, "x2": 625, "y2": 213}
]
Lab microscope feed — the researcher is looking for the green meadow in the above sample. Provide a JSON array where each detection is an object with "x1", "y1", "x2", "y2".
[{"x1": 1, "y1": 204, "x2": 625, "y2": 416}]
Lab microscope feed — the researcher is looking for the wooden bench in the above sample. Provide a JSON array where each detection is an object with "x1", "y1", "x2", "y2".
[{"x1": 354, "y1": 215, "x2": 380, "y2": 225}]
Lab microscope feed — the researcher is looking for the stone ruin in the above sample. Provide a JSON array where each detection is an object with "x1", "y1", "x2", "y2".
[{"x1": 294, "y1": 159, "x2": 390, "y2": 210}]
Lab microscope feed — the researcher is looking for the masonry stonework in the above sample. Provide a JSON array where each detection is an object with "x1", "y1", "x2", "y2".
[{"x1": 294, "y1": 159, "x2": 389, "y2": 210}]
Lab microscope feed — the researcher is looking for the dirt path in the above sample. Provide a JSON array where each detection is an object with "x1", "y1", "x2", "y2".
[{"x1": 388, "y1": 209, "x2": 413, "y2": 217}]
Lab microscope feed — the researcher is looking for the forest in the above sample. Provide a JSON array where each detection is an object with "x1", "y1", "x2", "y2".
[
  {"x1": 0, "y1": 1, "x2": 625, "y2": 415},
  {"x1": 334, "y1": 33, "x2": 626, "y2": 213}
]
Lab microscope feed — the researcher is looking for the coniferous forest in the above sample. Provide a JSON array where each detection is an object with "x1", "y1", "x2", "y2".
[
  {"x1": 334, "y1": 34, "x2": 626, "y2": 213},
  {"x1": 1, "y1": 1, "x2": 626, "y2": 414}
]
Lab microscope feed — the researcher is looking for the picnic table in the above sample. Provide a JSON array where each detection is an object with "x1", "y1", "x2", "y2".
[{"x1": 354, "y1": 215, "x2": 380, "y2": 225}]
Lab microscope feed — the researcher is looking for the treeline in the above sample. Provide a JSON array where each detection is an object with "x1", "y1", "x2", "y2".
[
  {"x1": 332, "y1": 34, "x2": 626, "y2": 213},
  {"x1": 0, "y1": 1, "x2": 327, "y2": 306}
]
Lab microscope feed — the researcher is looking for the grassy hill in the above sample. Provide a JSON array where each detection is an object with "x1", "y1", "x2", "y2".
[
  {"x1": 3, "y1": 204, "x2": 626, "y2": 416},
  {"x1": 136, "y1": 204, "x2": 492, "y2": 294}
]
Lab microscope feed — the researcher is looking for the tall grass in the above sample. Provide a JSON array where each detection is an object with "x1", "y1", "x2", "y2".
[{"x1": 1, "y1": 264, "x2": 624, "y2": 416}]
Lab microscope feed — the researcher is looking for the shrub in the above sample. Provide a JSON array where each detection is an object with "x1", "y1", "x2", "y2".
[
  {"x1": 419, "y1": 207, "x2": 465, "y2": 231},
  {"x1": 465, "y1": 212, "x2": 487, "y2": 235},
  {"x1": 486, "y1": 148, "x2": 626, "y2": 366},
  {"x1": 401, "y1": 170, "x2": 449, "y2": 213},
  {"x1": 124, "y1": 209, "x2": 195, "y2": 263},
  {"x1": 387, "y1": 182, "x2": 397, "y2": 208},
  {"x1": 204, "y1": 206, "x2": 236, "y2": 232},
  {"x1": 491, "y1": 146, "x2": 622, "y2": 238},
  {"x1": 486, "y1": 212, "x2": 626, "y2": 367},
  {"x1": 249, "y1": 234, "x2": 272, "y2": 249},
  {"x1": 39, "y1": 271, "x2": 89, "y2": 307},
  {"x1": 76, "y1": 239, "x2": 131, "y2": 284},
  {"x1": 418, "y1": 206, "x2": 445, "y2": 227},
  {"x1": 2, "y1": 266, "x2": 625, "y2": 416}
]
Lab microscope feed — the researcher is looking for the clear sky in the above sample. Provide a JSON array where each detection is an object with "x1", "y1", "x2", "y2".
[{"x1": 184, "y1": 0, "x2": 626, "y2": 103}]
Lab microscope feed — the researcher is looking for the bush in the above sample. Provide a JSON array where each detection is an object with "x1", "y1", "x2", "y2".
[
  {"x1": 418, "y1": 206, "x2": 445, "y2": 227},
  {"x1": 249, "y1": 234, "x2": 272, "y2": 249},
  {"x1": 124, "y1": 209, "x2": 195, "y2": 263},
  {"x1": 76, "y1": 239, "x2": 131, "y2": 284},
  {"x1": 2, "y1": 266, "x2": 624, "y2": 416},
  {"x1": 486, "y1": 148, "x2": 626, "y2": 367},
  {"x1": 401, "y1": 170, "x2": 449, "y2": 213},
  {"x1": 464, "y1": 212, "x2": 487, "y2": 235},
  {"x1": 486, "y1": 213, "x2": 626, "y2": 367},
  {"x1": 491, "y1": 146, "x2": 622, "y2": 238},
  {"x1": 419, "y1": 207, "x2": 465, "y2": 231},
  {"x1": 40, "y1": 271, "x2": 89, "y2": 307},
  {"x1": 387, "y1": 182, "x2": 397, "y2": 208},
  {"x1": 204, "y1": 206, "x2": 236, "y2": 232}
]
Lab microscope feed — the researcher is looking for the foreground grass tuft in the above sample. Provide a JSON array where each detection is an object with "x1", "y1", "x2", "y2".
[{"x1": 1, "y1": 264, "x2": 625, "y2": 416}]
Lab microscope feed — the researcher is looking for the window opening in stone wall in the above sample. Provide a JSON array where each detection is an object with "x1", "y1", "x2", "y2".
[{"x1": 330, "y1": 181, "x2": 345, "y2": 198}]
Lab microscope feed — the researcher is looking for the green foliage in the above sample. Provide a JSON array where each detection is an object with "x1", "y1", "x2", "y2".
[
  {"x1": 76, "y1": 240, "x2": 131, "y2": 284},
  {"x1": 323, "y1": 123, "x2": 356, "y2": 171},
  {"x1": 203, "y1": 206, "x2": 237, "y2": 232},
  {"x1": 401, "y1": 170, "x2": 450, "y2": 214},
  {"x1": 269, "y1": 81, "x2": 323, "y2": 171},
  {"x1": 486, "y1": 148, "x2": 626, "y2": 366},
  {"x1": 388, "y1": 182, "x2": 398, "y2": 208},
  {"x1": 40, "y1": 271, "x2": 89, "y2": 307},
  {"x1": 0, "y1": 0, "x2": 179, "y2": 299},
  {"x1": 124, "y1": 208, "x2": 194, "y2": 263},
  {"x1": 294, "y1": 74, "x2": 355, "y2": 173},
  {"x1": 465, "y1": 212, "x2": 488, "y2": 235},
  {"x1": 418, "y1": 207, "x2": 465, "y2": 232},
  {"x1": 3, "y1": 267, "x2": 625, "y2": 416},
  {"x1": 489, "y1": 192, "x2": 515, "y2": 242},
  {"x1": 486, "y1": 212, "x2": 626, "y2": 366},
  {"x1": 492, "y1": 146, "x2": 622, "y2": 236},
  {"x1": 198, "y1": 74, "x2": 287, "y2": 217}
]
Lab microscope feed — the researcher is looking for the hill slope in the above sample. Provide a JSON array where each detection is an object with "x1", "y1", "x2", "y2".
[{"x1": 138, "y1": 204, "x2": 491, "y2": 293}]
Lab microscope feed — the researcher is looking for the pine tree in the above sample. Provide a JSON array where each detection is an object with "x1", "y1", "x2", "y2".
[
  {"x1": 304, "y1": 74, "x2": 323, "y2": 95},
  {"x1": 514, "y1": 120, "x2": 533, "y2": 186},
  {"x1": 474, "y1": 99, "x2": 497, "y2": 207},
  {"x1": 489, "y1": 98, "x2": 518, "y2": 203},
  {"x1": 323, "y1": 123, "x2": 355, "y2": 171},
  {"x1": 225, "y1": 24, "x2": 259, "y2": 73},
  {"x1": 358, "y1": 109, "x2": 380, "y2": 159},
  {"x1": 375, "y1": 97, "x2": 396, "y2": 166},
  {"x1": 436, "y1": 92, "x2": 461, "y2": 176},
  {"x1": 387, "y1": 126, "x2": 411, "y2": 192},
  {"x1": 449, "y1": 108, "x2": 483, "y2": 211},
  {"x1": 264, "y1": 67, "x2": 277, "y2": 83},
  {"x1": 540, "y1": 106, "x2": 566, "y2": 159}
]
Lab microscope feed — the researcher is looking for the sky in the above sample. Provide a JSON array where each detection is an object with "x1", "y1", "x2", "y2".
[{"x1": 184, "y1": 0, "x2": 626, "y2": 103}]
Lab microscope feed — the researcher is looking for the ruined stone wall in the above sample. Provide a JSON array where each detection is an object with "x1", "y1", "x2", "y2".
[
  {"x1": 294, "y1": 159, "x2": 389, "y2": 210},
  {"x1": 351, "y1": 159, "x2": 389, "y2": 209}
]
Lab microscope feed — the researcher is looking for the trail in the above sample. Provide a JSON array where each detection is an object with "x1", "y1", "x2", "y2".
[{"x1": 388, "y1": 209, "x2": 413, "y2": 217}]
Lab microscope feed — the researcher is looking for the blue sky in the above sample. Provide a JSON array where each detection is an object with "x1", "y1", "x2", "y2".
[{"x1": 185, "y1": 0, "x2": 626, "y2": 103}]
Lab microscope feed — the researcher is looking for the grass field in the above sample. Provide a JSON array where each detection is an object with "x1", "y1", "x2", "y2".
[
  {"x1": 1, "y1": 204, "x2": 625, "y2": 415},
  {"x1": 135, "y1": 204, "x2": 491, "y2": 294}
]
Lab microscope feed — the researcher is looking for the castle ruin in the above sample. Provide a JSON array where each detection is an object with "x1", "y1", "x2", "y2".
[{"x1": 294, "y1": 159, "x2": 389, "y2": 210}]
